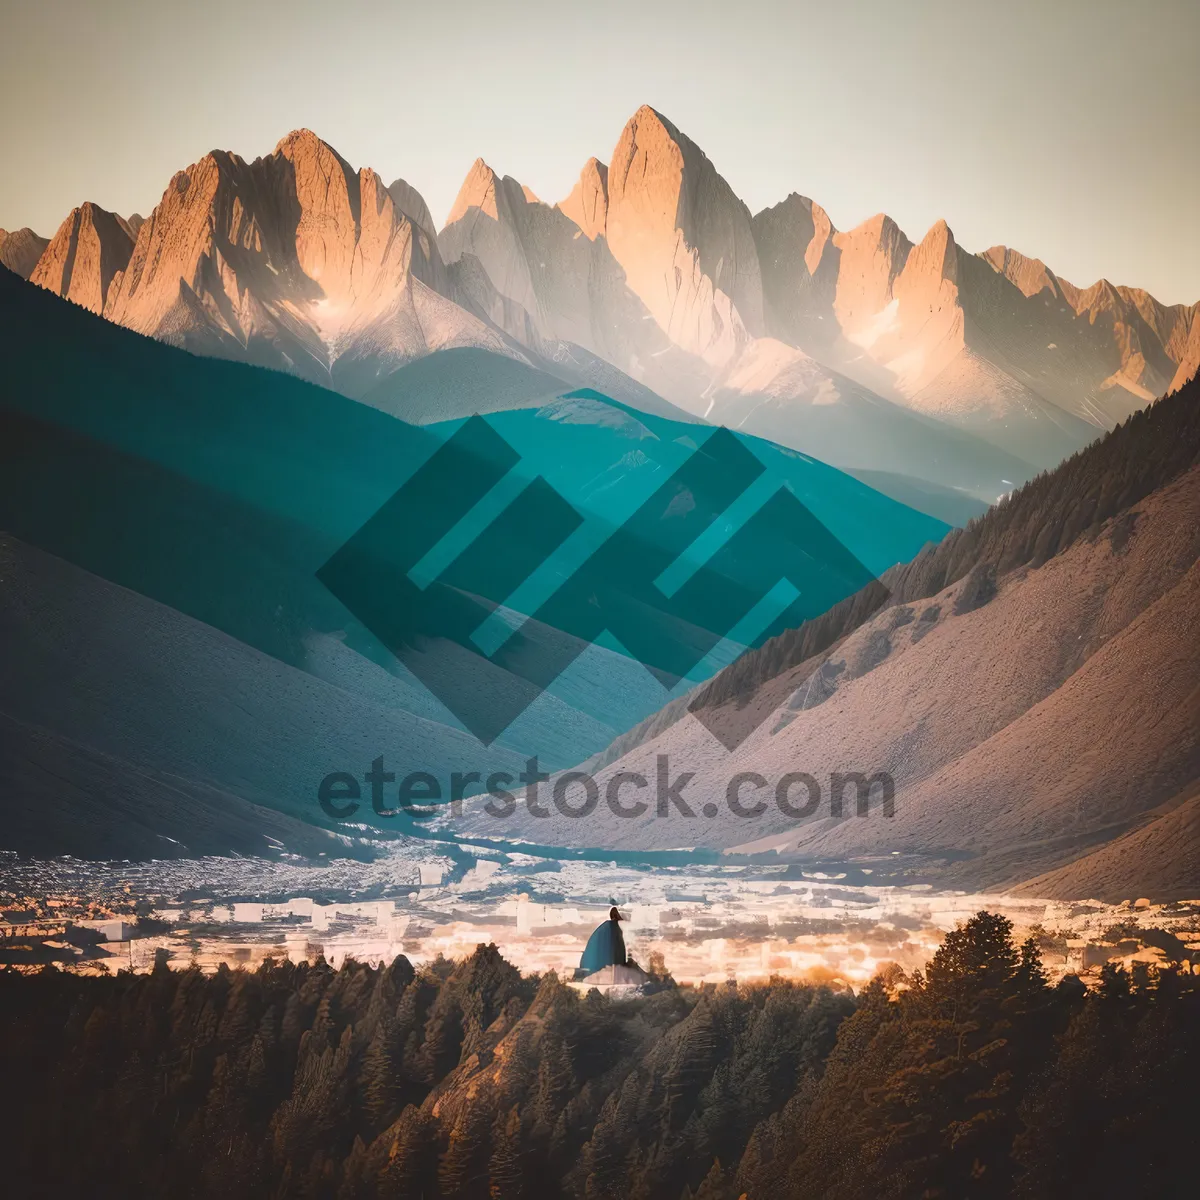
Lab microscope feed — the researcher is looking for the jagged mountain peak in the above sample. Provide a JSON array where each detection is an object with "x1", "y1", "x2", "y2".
[
  {"x1": 386, "y1": 177, "x2": 437, "y2": 240},
  {"x1": 980, "y1": 244, "x2": 1062, "y2": 299},
  {"x1": 755, "y1": 192, "x2": 836, "y2": 236},
  {"x1": 1059, "y1": 276, "x2": 1129, "y2": 322},
  {"x1": 830, "y1": 213, "x2": 913, "y2": 333},
  {"x1": 0, "y1": 227, "x2": 50, "y2": 280},
  {"x1": 609, "y1": 104, "x2": 711, "y2": 198},
  {"x1": 446, "y1": 157, "x2": 502, "y2": 224},
  {"x1": 907, "y1": 218, "x2": 959, "y2": 281},
  {"x1": 453, "y1": 158, "x2": 540, "y2": 214},
  {"x1": 13, "y1": 112, "x2": 1196, "y2": 481},
  {"x1": 607, "y1": 102, "x2": 763, "y2": 362},
  {"x1": 627, "y1": 102, "x2": 677, "y2": 136},
  {"x1": 272, "y1": 127, "x2": 345, "y2": 161},
  {"x1": 762, "y1": 192, "x2": 831, "y2": 222},
  {"x1": 752, "y1": 192, "x2": 839, "y2": 283},
  {"x1": 780, "y1": 191, "x2": 816, "y2": 212},
  {"x1": 19, "y1": 131, "x2": 493, "y2": 395},
  {"x1": 608, "y1": 103, "x2": 745, "y2": 205},
  {"x1": 923, "y1": 216, "x2": 954, "y2": 242},
  {"x1": 836, "y1": 211, "x2": 911, "y2": 255},
  {"x1": 557, "y1": 157, "x2": 609, "y2": 240},
  {"x1": 29, "y1": 201, "x2": 135, "y2": 315}
]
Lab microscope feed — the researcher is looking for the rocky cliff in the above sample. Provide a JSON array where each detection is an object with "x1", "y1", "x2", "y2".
[
  {"x1": 30, "y1": 133, "x2": 511, "y2": 395},
  {"x1": 29, "y1": 202, "x2": 136, "y2": 314},
  {"x1": 19, "y1": 106, "x2": 1199, "y2": 484},
  {"x1": 0, "y1": 227, "x2": 49, "y2": 279}
]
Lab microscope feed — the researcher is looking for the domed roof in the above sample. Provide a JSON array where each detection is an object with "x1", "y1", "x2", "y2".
[{"x1": 578, "y1": 908, "x2": 627, "y2": 975}]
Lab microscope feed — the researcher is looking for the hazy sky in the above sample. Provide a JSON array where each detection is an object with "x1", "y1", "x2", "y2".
[{"x1": 2, "y1": 0, "x2": 1197, "y2": 302}]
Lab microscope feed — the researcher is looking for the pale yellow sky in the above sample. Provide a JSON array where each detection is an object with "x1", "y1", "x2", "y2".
[{"x1": 2, "y1": 0, "x2": 1197, "y2": 303}]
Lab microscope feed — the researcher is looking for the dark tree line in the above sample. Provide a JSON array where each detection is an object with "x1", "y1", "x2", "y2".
[{"x1": 2, "y1": 913, "x2": 1197, "y2": 1199}]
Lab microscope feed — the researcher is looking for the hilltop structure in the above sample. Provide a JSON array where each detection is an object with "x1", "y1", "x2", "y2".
[{"x1": 572, "y1": 906, "x2": 650, "y2": 993}]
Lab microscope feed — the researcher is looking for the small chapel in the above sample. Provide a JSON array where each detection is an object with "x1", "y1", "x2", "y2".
[{"x1": 572, "y1": 906, "x2": 651, "y2": 992}]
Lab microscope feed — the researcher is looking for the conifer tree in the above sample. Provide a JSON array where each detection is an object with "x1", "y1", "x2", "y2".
[{"x1": 488, "y1": 1105, "x2": 527, "y2": 1200}]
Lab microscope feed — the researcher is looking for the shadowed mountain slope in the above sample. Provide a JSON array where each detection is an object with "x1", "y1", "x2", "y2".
[
  {"x1": 1013, "y1": 782, "x2": 1200, "y2": 902},
  {"x1": 0, "y1": 226, "x2": 49, "y2": 279},
  {"x1": 0, "y1": 265, "x2": 944, "y2": 857},
  {"x1": 462, "y1": 375, "x2": 1200, "y2": 896}
]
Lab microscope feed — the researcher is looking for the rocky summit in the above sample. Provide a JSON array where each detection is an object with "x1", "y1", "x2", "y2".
[{"x1": 17, "y1": 105, "x2": 1200, "y2": 490}]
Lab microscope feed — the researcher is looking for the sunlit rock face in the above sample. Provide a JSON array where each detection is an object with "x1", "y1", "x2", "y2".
[
  {"x1": 28, "y1": 132, "x2": 509, "y2": 396},
  {"x1": 437, "y1": 143, "x2": 713, "y2": 410},
  {"x1": 605, "y1": 105, "x2": 764, "y2": 367},
  {"x1": 29, "y1": 202, "x2": 137, "y2": 314},
  {"x1": 436, "y1": 103, "x2": 1198, "y2": 466},
  {"x1": 20, "y1": 106, "x2": 1200, "y2": 468},
  {"x1": 1170, "y1": 311, "x2": 1200, "y2": 393},
  {"x1": 557, "y1": 156, "x2": 608, "y2": 241}
]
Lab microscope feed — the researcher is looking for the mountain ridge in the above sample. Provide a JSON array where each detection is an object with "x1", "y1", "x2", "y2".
[{"x1": 14, "y1": 105, "x2": 1200, "y2": 507}]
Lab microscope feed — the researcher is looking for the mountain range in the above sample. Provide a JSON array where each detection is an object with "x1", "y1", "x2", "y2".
[
  {"x1": 8, "y1": 105, "x2": 1198, "y2": 513},
  {"x1": 3, "y1": 258, "x2": 1195, "y2": 896},
  {"x1": 2, "y1": 106, "x2": 1198, "y2": 898}
]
